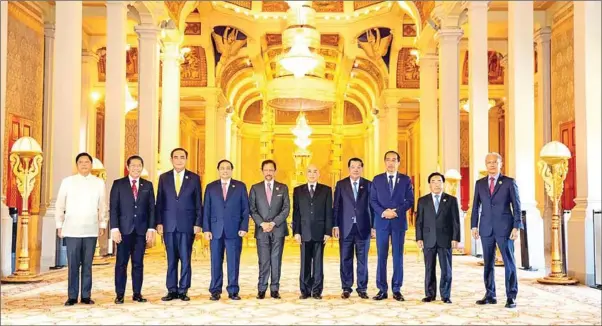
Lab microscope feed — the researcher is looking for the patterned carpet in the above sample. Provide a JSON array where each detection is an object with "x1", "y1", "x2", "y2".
[{"x1": 1, "y1": 244, "x2": 601, "y2": 325}]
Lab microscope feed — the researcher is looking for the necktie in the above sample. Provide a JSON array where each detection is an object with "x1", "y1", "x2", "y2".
[
  {"x1": 175, "y1": 172, "x2": 182, "y2": 196},
  {"x1": 489, "y1": 177, "x2": 495, "y2": 195},
  {"x1": 222, "y1": 182, "x2": 228, "y2": 200},
  {"x1": 388, "y1": 175, "x2": 394, "y2": 194},
  {"x1": 353, "y1": 181, "x2": 358, "y2": 201},
  {"x1": 434, "y1": 194, "x2": 440, "y2": 214},
  {"x1": 131, "y1": 179, "x2": 138, "y2": 201},
  {"x1": 266, "y1": 183, "x2": 272, "y2": 206},
  {"x1": 310, "y1": 184, "x2": 315, "y2": 198}
]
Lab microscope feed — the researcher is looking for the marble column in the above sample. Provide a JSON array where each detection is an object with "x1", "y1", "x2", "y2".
[
  {"x1": 507, "y1": 1, "x2": 544, "y2": 269},
  {"x1": 230, "y1": 115, "x2": 242, "y2": 179},
  {"x1": 467, "y1": 1, "x2": 489, "y2": 255},
  {"x1": 534, "y1": 26, "x2": 553, "y2": 274},
  {"x1": 40, "y1": 1, "x2": 83, "y2": 271},
  {"x1": 0, "y1": 0, "x2": 11, "y2": 277},
  {"x1": 436, "y1": 27, "x2": 463, "y2": 173},
  {"x1": 568, "y1": 0, "x2": 601, "y2": 285},
  {"x1": 419, "y1": 53, "x2": 438, "y2": 195},
  {"x1": 104, "y1": 1, "x2": 128, "y2": 188},
  {"x1": 135, "y1": 24, "x2": 160, "y2": 184},
  {"x1": 259, "y1": 101, "x2": 274, "y2": 161},
  {"x1": 159, "y1": 40, "x2": 182, "y2": 172},
  {"x1": 80, "y1": 50, "x2": 98, "y2": 154},
  {"x1": 203, "y1": 89, "x2": 221, "y2": 183}
]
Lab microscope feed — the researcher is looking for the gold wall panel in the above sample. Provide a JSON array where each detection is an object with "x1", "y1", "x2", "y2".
[
  {"x1": 243, "y1": 101, "x2": 262, "y2": 124},
  {"x1": 460, "y1": 118, "x2": 469, "y2": 167},
  {"x1": 403, "y1": 24, "x2": 417, "y2": 37},
  {"x1": 397, "y1": 48, "x2": 420, "y2": 89},
  {"x1": 185, "y1": 22, "x2": 202, "y2": 35},
  {"x1": 241, "y1": 135, "x2": 263, "y2": 186},
  {"x1": 551, "y1": 5, "x2": 575, "y2": 141},
  {"x1": 125, "y1": 113, "x2": 139, "y2": 164},
  {"x1": 344, "y1": 102, "x2": 363, "y2": 125},
  {"x1": 97, "y1": 47, "x2": 139, "y2": 82},
  {"x1": 4, "y1": 2, "x2": 44, "y2": 275},
  {"x1": 342, "y1": 137, "x2": 366, "y2": 174},
  {"x1": 461, "y1": 51, "x2": 505, "y2": 85}
]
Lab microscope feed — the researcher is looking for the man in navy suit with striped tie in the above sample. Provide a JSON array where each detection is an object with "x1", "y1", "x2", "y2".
[
  {"x1": 156, "y1": 148, "x2": 203, "y2": 302},
  {"x1": 333, "y1": 158, "x2": 373, "y2": 299},
  {"x1": 110, "y1": 155, "x2": 156, "y2": 304},
  {"x1": 370, "y1": 151, "x2": 414, "y2": 301}
]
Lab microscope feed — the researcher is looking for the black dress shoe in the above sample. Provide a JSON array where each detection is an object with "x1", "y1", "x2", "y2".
[
  {"x1": 442, "y1": 298, "x2": 452, "y2": 304},
  {"x1": 114, "y1": 296, "x2": 124, "y2": 304},
  {"x1": 373, "y1": 291, "x2": 388, "y2": 300},
  {"x1": 299, "y1": 293, "x2": 310, "y2": 299},
  {"x1": 421, "y1": 297, "x2": 435, "y2": 302},
  {"x1": 312, "y1": 293, "x2": 322, "y2": 300},
  {"x1": 357, "y1": 291, "x2": 369, "y2": 299},
  {"x1": 505, "y1": 298, "x2": 516, "y2": 308},
  {"x1": 210, "y1": 293, "x2": 221, "y2": 301},
  {"x1": 81, "y1": 298, "x2": 95, "y2": 304},
  {"x1": 161, "y1": 292, "x2": 178, "y2": 301},
  {"x1": 179, "y1": 293, "x2": 190, "y2": 301},
  {"x1": 476, "y1": 296, "x2": 497, "y2": 305},
  {"x1": 229, "y1": 293, "x2": 241, "y2": 300},
  {"x1": 270, "y1": 291, "x2": 281, "y2": 299},
  {"x1": 257, "y1": 291, "x2": 266, "y2": 299},
  {"x1": 341, "y1": 291, "x2": 351, "y2": 299},
  {"x1": 132, "y1": 294, "x2": 147, "y2": 303},
  {"x1": 393, "y1": 292, "x2": 405, "y2": 301},
  {"x1": 64, "y1": 299, "x2": 77, "y2": 306}
]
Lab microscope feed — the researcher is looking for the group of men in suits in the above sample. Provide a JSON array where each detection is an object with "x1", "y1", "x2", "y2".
[{"x1": 70, "y1": 147, "x2": 521, "y2": 308}]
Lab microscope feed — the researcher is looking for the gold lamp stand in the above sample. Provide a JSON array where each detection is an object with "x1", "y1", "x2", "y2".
[
  {"x1": 1, "y1": 137, "x2": 43, "y2": 283},
  {"x1": 537, "y1": 141, "x2": 578, "y2": 285},
  {"x1": 90, "y1": 158, "x2": 109, "y2": 266}
]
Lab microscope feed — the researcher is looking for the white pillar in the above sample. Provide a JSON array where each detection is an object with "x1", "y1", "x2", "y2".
[
  {"x1": 41, "y1": 1, "x2": 83, "y2": 272},
  {"x1": 159, "y1": 41, "x2": 182, "y2": 171},
  {"x1": 104, "y1": 1, "x2": 128, "y2": 189},
  {"x1": 80, "y1": 50, "x2": 97, "y2": 153},
  {"x1": 568, "y1": 1, "x2": 601, "y2": 285},
  {"x1": 0, "y1": 0, "x2": 11, "y2": 277},
  {"x1": 419, "y1": 53, "x2": 438, "y2": 195},
  {"x1": 467, "y1": 2, "x2": 490, "y2": 255},
  {"x1": 135, "y1": 24, "x2": 160, "y2": 184},
  {"x1": 534, "y1": 26, "x2": 553, "y2": 274},
  {"x1": 436, "y1": 28, "x2": 463, "y2": 173},
  {"x1": 203, "y1": 89, "x2": 220, "y2": 182},
  {"x1": 508, "y1": 1, "x2": 544, "y2": 270}
]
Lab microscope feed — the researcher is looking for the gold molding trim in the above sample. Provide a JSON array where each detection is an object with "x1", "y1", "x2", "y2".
[{"x1": 7, "y1": 2, "x2": 43, "y2": 35}]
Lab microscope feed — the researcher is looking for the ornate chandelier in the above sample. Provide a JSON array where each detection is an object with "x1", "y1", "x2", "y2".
[
  {"x1": 291, "y1": 112, "x2": 312, "y2": 150},
  {"x1": 267, "y1": 1, "x2": 335, "y2": 111},
  {"x1": 460, "y1": 98, "x2": 496, "y2": 112}
]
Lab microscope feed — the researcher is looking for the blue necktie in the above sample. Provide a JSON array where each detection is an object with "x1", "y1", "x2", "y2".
[
  {"x1": 353, "y1": 181, "x2": 358, "y2": 201},
  {"x1": 434, "y1": 194, "x2": 440, "y2": 214},
  {"x1": 388, "y1": 175, "x2": 394, "y2": 194}
]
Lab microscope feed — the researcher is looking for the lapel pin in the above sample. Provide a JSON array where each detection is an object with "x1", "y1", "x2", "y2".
[
  {"x1": 185, "y1": 175, "x2": 189, "y2": 179},
  {"x1": 397, "y1": 178, "x2": 400, "y2": 184},
  {"x1": 140, "y1": 183, "x2": 143, "y2": 187},
  {"x1": 498, "y1": 181, "x2": 502, "y2": 185},
  {"x1": 443, "y1": 198, "x2": 447, "y2": 202},
  {"x1": 276, "y1": 187, "x2": 279, "y2": 191},
  {"x1": 232, "y1": 184, "x2": 235, "y2": 188},
  {"x1": 360, "y1": 186, "x2": 363, "y2": 189}
]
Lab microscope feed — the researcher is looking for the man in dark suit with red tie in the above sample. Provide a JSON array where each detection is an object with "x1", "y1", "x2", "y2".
[
  {"x1": 156, "y1": 148, "x2": 203, "y2": 302},
  {"x1": 333, "y1": 158, "x2": 373, "y2": 299},
  {"x1": 109, "y1": 155, "x2": 156, "y2": 304},
  {"x1": 415, "y1": 172, "x2": 460, "y2": 304},
  {"x1": 471, "y1": 152, "x2": 523, "y2": 308}
]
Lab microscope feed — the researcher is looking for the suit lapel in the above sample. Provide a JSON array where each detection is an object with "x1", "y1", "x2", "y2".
[
  {"x1": 178, "y1": 170, "x2": 191, "y2": 196},
  {"x1": 165, "y1": 170, "x2": 176, "y2": 197},
  {"x1": 225, "y1": 180, "x2": 236, "y2": 203},
  {"x1": 436, "y1": 193, "x2": 447, "y2": 219},
  {"x1": 391, "y1": 172, "x2": 402, "y2": 197},
  {"x1": 426, "y1": 194, "x2": 436, "y2": 217},
  {"x1": 123, "y1": 177, "x2": 136, "y2": 203},
  {"x1": 491, "y1": 175, "x2": 504, "y2": 199}
]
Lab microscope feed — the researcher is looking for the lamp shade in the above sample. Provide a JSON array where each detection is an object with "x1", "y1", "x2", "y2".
[
  {"x1": 445, "y1": 169, "x2": 462, "y2": 180},
  {"x1": 10, "y1": 136, "x2": 42, "y2": 154},
  {"x1": 540, "y1": 141, "x2": 571, "y2": 159},
  {"x1": 92, "y1": 157, "x2": 105, "y2": 170}
]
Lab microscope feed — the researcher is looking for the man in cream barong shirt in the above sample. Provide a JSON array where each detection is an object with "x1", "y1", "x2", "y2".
[{"x1": 55, "y1": 152, "x2": 108, "y2": 306}]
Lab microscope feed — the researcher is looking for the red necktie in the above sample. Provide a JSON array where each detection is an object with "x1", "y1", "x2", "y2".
[
  {"x1": 132, "y1": 179, "x2": 138, "y2": 200},
  {"x1": 489, "y1": 177, "x2": 495, "y2": 195}
]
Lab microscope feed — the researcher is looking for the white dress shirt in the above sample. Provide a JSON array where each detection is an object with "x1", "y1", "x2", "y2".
[
  {"x1": 173, "y1": 169, "x2": 185, "y2": 185},
  {"x1": 264, "y1": 180, "x2": 274, "y2": 192},
  {"x1": 55, "y1": 173, "x2": 107, "y2": 237},
  {"x1": 386, "y1": 172, "x2": 397, "y2": 189},
  {"x1": 431, "y1": 192, "x2": 443, "y2": 209},
  {"x1": 307, "y1": 182, "x2": 317, "y2": 193}
]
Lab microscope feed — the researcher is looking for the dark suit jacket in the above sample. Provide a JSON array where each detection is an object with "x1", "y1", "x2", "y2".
[
  {"x1": 471, "y1": 174, "x2": 523, "y2": 238},
  {"x1": 155, "y1": 169, "x2": 202, "y2": 234},
  {"x1": 292, "y1": 183, "x2": 333, "y2": 242},
  {"x1": 333, "y1": 177, "x2": 373, "y2": 239},
  {"x1": 202, "y1": 179, "x2": 249, "y2": 239},
  {"x1": 109, "y1": 177, "x2": 155, "y2": 236},
  {"x1": 249, "y1": 181, "x2": 290, "y2": 239},
  {"x1": 370, "y1": 172, "x2": 415, "y2": 231},
  {"x1": 415, "y1": 192, "x2": 460, "y2": 248}
]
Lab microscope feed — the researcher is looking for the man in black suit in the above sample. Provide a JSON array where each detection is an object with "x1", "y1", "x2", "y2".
[
  {"x1": 332, "y1": 158, "x2": 373, "y2": 299},
  {"x1": 415, "y1": 172, "x2": 460, "y2": 304},
  {"x1": 109, "y1": 155, "x2": 156, "y2": 304},
  {"x1": 293, "y1": 164, "x2": 333, "y2": 299}
]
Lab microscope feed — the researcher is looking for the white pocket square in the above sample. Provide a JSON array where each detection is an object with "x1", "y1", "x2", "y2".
[{"x1": 277, "y1": 194, "x2": 283, "y2": 197}]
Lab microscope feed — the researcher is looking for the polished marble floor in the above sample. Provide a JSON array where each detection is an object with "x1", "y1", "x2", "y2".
[{"x1": 1, "y1": 245, "x2": 601, "y2": 325}]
